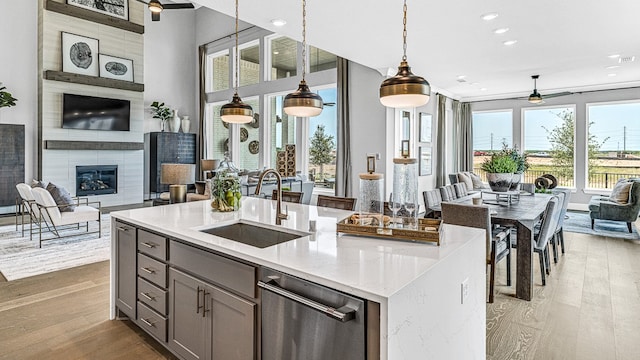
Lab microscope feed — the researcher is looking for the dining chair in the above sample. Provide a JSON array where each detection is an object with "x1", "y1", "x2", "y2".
[
  {"x1": 534, "y1": 195, "x2": 561, "y2": 285},
  {"x1": 453, "y1": 182, "x2": 469, "y2": 198},
  {"x1": 440, "y1": 185, "x2": 458, "y2": 202},
  {"x1": 550, "y1": 188, "x2": 571, "y2": 262},
  {"x1": 423, "y1": 189, "x2": 442, "y2": 219},
  {"x1": 316, "y1": 195, "x2": 357, "y2": 210},
  {"x1": 441, "y1": 202, "x2": 511, "y2": 303},
  {"x1": 272, "y1": 190, "x2": 303, "y2": 204}
]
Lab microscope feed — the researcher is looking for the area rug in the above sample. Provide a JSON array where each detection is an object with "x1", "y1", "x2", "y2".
[
  {"x1": 0, "y1": 214, "x2": 111, "y2": 281},
  {"x1": 563, "y1": 211, "x2": 640, "y2": 240}
]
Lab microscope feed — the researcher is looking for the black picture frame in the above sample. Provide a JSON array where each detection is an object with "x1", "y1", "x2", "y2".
[{"x1": 66, "y1": 0, "x2": 129, "y2": 20}]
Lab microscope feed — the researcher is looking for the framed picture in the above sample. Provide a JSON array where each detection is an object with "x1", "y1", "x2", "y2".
[
  {"x1": 419, "y1": 113, "x2": 432, "y2": 143},
  {"x1": 66, "y1": 0, "x2": 129, "y2": 20},
  {"x1": 419, "y1": 146, "x2": 432, "y2": 176},
  {"x1": 99, "y1": 54, "x2": 134, "y2": 82},
  {"x1": 61, "y1": 32, "x2": 99, "y2": 76}
]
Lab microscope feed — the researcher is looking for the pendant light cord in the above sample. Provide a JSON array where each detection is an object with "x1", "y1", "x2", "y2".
[
  {"x1": 234, "y1": 0, "x2": 239, "y2": 94},
  {"x1": 301, "y1": 0, "x2": 307, "y2": 81},
  {"x1": 402, "y1": 0, "x2": 407, "y2": 62}
]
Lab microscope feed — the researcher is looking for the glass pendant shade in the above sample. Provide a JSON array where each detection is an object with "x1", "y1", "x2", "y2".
[
  {"x1": 528, "y1": 90, "x2": 543, "y2": 104},
  {"x1": 283, "y1": 80, "x2": 323, "y2": 117},
  {"x1": 380, "y1": 61, "x2": 430, "y2": 108},
  {"x1": 220, "y1": 93, "x2": 253, "y2": 124}
]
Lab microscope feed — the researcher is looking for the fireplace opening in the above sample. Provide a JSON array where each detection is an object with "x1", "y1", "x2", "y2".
[{"x1": 76, "y1": 165, "x2": 117, "y2": 196}]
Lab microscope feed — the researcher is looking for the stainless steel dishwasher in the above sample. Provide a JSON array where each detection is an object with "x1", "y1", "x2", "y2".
[{"x1": 258, "y1": 267, "x2": 366, "y2": 360}]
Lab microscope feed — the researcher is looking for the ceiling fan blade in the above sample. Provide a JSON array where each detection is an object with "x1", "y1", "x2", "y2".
[
  {"x1": 541, "y1": 91, "x2": 572, "y2": 99},
  {"x1": 151, "y1": 11, "x2": 160, "y2": 21},
  {"x1": 135, "y1": 0, "x2": 149, "y2": 4},
  {"x1": 162, "y1": 3, "x2": 195, "y2": 9}
]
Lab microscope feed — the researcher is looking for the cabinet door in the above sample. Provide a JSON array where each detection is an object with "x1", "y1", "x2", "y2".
[
  {"x1": 168, "y1": 268, "x2": 208, "y2": 360},
  {"x1": 207, "y1": 284, "x2": 256, "y2": 360},
  {"x1": 115, "y1": 221, "x2": 136, "y2": 319}
]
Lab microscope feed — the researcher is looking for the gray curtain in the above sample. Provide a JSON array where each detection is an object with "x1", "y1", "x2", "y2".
[
  {"x1": 198, "y1": 45, "x2": 206, "y2": 173},
  {"x1": 452, "y1": 101, "x2": 473, "y2": 171},
  {"x1": 435, "y1": 94, "x2": 447, "y2": 187},
  {"x1": 335, "y1": 57, "x2": 352, "y2": 197}
]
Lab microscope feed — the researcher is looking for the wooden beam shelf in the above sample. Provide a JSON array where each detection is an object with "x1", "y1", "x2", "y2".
[
  {"x1": 44, "y1": 70, "x2": 144, "y2": 92},
  {"x1": 45, "y1": 141, "x2": 144, "y2": 151},
  {"x1": 45, "y1": 0, "x2": 144, "y2": 34}
]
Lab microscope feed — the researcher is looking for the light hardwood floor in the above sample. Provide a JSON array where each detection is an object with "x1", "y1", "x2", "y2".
[{"x1": 1, "y1": 214, "x2": 639, "y2": 359}]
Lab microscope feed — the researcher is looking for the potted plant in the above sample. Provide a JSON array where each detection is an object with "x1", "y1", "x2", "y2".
[
  {"x1": 481, "y1": 153, "x2": 518, "y2": 192},
  {"x1": 150, "y1": 101, "x2": 171, "y2": 132},
  {"x1": 0, "y1": 84, "x2": 18, "y2": 109},
  {"x1": 500, "y1": 144, "x2": 529, "y2": 190}
]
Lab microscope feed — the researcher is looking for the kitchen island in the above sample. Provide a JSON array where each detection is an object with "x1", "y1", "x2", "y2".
[{"x1": 109, "y1": 197, "x2": 486, "y2": 360}]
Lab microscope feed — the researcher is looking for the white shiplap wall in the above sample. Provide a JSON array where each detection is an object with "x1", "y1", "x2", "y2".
[{"x1": 40, "y1": 0, "x2": 145, "y2": 207}]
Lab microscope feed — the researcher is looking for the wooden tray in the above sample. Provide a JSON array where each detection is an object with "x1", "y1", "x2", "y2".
[{"x1": 337, "y1": 216, "x2": 441, "y2": 245}]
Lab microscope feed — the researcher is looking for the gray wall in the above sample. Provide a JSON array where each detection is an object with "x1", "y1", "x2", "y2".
[{"x1": 471, "y1": 87, "x2": 640, "y2": 205}]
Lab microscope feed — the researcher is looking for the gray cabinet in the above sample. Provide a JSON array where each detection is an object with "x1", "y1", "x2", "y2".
[
  {"x1": 115, "y1": 221, "x2": 136, "y2": 319},
  {"x1": 168, "y1": 268, "x2": 209, "y2": 360}
]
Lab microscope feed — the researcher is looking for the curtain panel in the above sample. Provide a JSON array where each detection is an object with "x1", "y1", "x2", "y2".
[
  {"x1": 452, "y1": 101, "x2": 473, "y2": 172},
  {"x1": 435, "y1": 94, "x2": 447, "y2": 187},
  {"x1": 336, "y1": 57, "x2": 352, "y2": 197}
]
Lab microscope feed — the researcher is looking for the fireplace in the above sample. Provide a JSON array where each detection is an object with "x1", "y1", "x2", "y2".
[{"x1": 76, "y1": 165, "x2": 117, "y2": 196}]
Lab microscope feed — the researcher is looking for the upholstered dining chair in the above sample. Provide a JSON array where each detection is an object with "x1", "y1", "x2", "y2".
[
  {"x1": 441, "y1": 202, "x2": 512, "y2": 303},
  {"x1": 440, "y1": 185, "x2": 458, "y2": 202},
  {"x1": 423, "y1": 189, "x2": 442, "y2": 219},
  {"x1": 271, "y1": 190, "x2": 303, "y2": 204},
  {"x1": 453, "y1": 182, "x2": 469, "y2": 198},
  {"x1": 31, "y1": 187, "x2": 102, "y2": 248},
  {"x1": 550, "y1": 188, "x2": 571, "y2": 262},
  {"x1": 316, "y1": 195, "x2": 357, "y2": 210},
  {"x1": 534, "y1": 195, "x2": 561, "y2": 285}
]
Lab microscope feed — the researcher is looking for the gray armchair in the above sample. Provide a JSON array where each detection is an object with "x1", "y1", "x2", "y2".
[{"x1": 589, "y1": 180, "x2": 640, "y2": 233}]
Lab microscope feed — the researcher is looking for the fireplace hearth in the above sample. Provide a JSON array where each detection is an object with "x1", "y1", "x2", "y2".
[{"x1": 76, "y1": 165, "x2": 117, "y2": 196}]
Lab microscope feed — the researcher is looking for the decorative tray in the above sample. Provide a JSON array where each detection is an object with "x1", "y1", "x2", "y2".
[{"x1": 336, "y1": 214, "x2": 441, "y2": 245}]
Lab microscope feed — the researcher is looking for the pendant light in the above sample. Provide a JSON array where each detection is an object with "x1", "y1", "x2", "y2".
[
  {"x1": 379, "y1": 0, "x2": 430, "y2": 108},
  {"x1": 283, "y1": 0, "x2": 323, "y2": 118},
  {"x1": 528, "y1": 75, "x2": 543, "y2": 104},
  {"x1": 220, "y1": 0, "x2": 253, "y2": 124}
]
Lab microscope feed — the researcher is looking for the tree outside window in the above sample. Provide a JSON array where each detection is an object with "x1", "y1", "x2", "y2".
[{"x1": 309, "y1": 125, "x2": 335, "y2": 184}]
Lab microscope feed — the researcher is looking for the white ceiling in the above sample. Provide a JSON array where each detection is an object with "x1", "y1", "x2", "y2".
[{"x1": 193, "y1": 0, "x2": 640, "y2": 101}]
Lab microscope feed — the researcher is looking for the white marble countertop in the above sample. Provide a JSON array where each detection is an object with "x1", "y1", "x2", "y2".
[{"x1": 110, "y1": 197, "x2": 483, "y2": 303}]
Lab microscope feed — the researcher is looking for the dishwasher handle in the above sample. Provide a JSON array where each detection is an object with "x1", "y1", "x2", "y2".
[{"x1": 258, "y1": 280, "x2": 356, "y2": 323}]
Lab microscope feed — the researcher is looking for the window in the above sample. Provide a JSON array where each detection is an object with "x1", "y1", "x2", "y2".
[
  {"x1": 269, "y1": 94, "x2": 296, "y2": 169},
  {"x1": 206, "y1": 50, "x2": 229, "y2": 92},
  {"x1": 239, "y1": 41, "x2": 260, "y2": 87},
  {"x1": 238, "y1": 97, "x2": 260, "y2": 170},
  {"x1": 308, "y1": 87, "x2": 338, "y2": 190},
  {"x1": 309, "y1": 46, "x2": 337, "y2": 73},
  {"x1": 267, "y1": 36, "x2": 297, "y2": 80},
  {"x1": 587, "y1": 101, "x2": 640, "y2": 189},
  {"x1": 472, "y1": 110, "x2": 512, "y2": 174},
  {"x1": 203, "y1": 102, "x2": 229, "y2": 160},
  {"x1": 523, "y1": 106, "x2": 575, "y2": 187}
]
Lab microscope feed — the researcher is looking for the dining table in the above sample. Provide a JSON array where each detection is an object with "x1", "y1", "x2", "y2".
[{"x1": 432, "y1": 192, "x2": 553, "y2": 301}]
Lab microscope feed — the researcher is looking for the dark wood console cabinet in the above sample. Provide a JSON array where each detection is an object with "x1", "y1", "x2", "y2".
[{"x1": 146, "y1": 132, "x2": 196, "y2": 194}]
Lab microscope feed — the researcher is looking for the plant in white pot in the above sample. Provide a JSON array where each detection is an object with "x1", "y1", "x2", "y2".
[
  {"x1": 150, "y1": 101, "x2": 171, "y2": 132},
  {"x1": 481, "y1": 153, "x2": 518, "y2": 192}
]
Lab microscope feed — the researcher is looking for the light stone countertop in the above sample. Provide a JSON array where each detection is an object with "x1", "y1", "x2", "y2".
[{"x1": 110, "y1": 196, "x2": 483, "y2": 303}]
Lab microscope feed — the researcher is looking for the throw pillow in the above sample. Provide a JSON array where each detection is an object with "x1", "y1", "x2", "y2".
[
  {"x1": 610, "y1": 180, "x2": 633, "y2": 204},
  {"x1": 457, "y1": 172, "x2": 473, "y2": 191},
  {"x1": 31, "y1": 179, "x2": 48, "y2": 188},
  {"x1": 469, "y1": 173, "x2": 487, "y2": 190},
  {"x1": 46, "y1": 182, "x2": 76, "y2": 212}
]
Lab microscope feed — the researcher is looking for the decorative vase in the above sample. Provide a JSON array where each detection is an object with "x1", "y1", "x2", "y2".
[
  {"x1": 486, "y1": 173, "x2": 513, "y2": 192},
  {"x1": 169, "y1": 109, "x2": 180, "y2": 132},
  {"x1": 509, "y1": 172, "x2": 522, "y2": 191},
  {"x1": 181, "y1": 116, "x2": 191, "y2": 133}
]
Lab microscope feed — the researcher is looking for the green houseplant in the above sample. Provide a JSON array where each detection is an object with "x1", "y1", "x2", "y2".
[
  {"x1": 481, "y1": 153, "x2": 518, "y2": 192},
  {"x1": 0, "y1": 84, "x2": 18, "y2": 109},
  {"x1": 150, "y1": 101, "x2": 171, "y2": 131},
  {"x1": 500, "y1": 144, "x2": 529, "y2": 190}
]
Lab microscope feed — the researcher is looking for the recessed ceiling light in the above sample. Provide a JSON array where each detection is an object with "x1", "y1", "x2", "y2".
[
  {"x1": 480, "y1": 88, "x2": 488, "y2": 91},
  {"x1": 457, "y1": 75, "x2": 466, "y2": 79},
  {"x1": 606, "y1": 65, "x2": 620, "y2": 69},
  {"x1": 271, "y1": 19, "x2": 287, "y2": 26},
  {"x1": 481, "y1": 12, "x2": 499, "y2": 21},
  {"x1": 493, "y1": 27, "x2": 509, "y2": 34},
  {"x1": 608, "y1": 73, "x2": 617, "y2": 77},
  {"x1": 503, "y1": 40, "x2": 518, "y2": 46},
  {"x1": 608, "y1": 54, "x2": 620, "y2": 59}
]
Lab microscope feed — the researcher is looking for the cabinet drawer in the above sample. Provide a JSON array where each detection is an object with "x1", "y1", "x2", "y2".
[
  {"x1": 138, "y1": 230, "x2": 167, "y2": 260},
  {"x1": 137, "y1": 301, "x2": 167, "y2": 342},
  {"x1": 170, "y1": 240, "x2": 256, "y2": 298},
  {"x1": 138, "y1": 253, "x2": 167, "y2": 288},
  {"x1": 138, "y1": 277, "x2": 168, "y2": 316}
]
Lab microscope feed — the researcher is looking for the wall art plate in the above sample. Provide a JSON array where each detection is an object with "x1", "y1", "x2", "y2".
[
  {"x1": 249, "y1": 140, "x2": 259, "y2": 154},
  {"x1": 67, "y1": 0, "x2": 129, "y2": 20},
  {"x1": 99, "y1": 54, "x2": 133, "y2": 82},
  {"x1": 62, "y1": 32, "x2": 99, "y2": 76},
  {"x1": 240, "y1": 127, "x2": 249, "y2": 142}
]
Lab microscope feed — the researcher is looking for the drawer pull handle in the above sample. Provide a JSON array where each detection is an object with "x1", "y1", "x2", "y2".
[
  {"x1": 116, "y1": 226, "x2": 128, "y2": 232},
  {"x1": 202, "y1": 290, "x2": 210, "y2": 317},
  {"x1": 140, "y1": 292, "x2": 155, "y2": 301},
  {"x1": 196, "y1": 286, "x2": 203, "y2": 314},
  {"x1": 140, "y1": 267, "x2": 155, "y2": 274},
  {"x1": 141, "y1": 242, "x2": 156, "y2": 248},
  {"x1": 140, "y1": 318, "x2": 155, "y2": 328}
]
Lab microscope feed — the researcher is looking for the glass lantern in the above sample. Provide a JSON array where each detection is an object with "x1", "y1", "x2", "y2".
[
  {"x1": 392, "y1": 157, "x2": 419, "y2": 229},
  {"x1": 358, "y1": 173, "x2": 384, "y2": 227}
]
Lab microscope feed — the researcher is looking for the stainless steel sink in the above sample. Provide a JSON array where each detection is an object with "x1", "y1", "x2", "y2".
[{"x1": 200, "y1": 222, "x2": 308, "y2": 248}]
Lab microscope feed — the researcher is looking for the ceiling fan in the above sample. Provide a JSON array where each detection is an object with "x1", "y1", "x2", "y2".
[
  {"x1": 525, "y1": 75, "x2": 572, "y2": 104},
  {"x1": 136, "y1": 0, "x2": 194, "y2": 22}
]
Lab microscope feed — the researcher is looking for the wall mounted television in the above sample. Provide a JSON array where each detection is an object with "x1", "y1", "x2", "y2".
[{"x1": 62, "y1": 93, "x2": 130, "y2": 131}]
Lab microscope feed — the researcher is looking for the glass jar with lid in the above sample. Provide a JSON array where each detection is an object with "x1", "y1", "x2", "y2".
[{"x1": 210, "y1": 152, "x2": 242, "y2": 211}]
